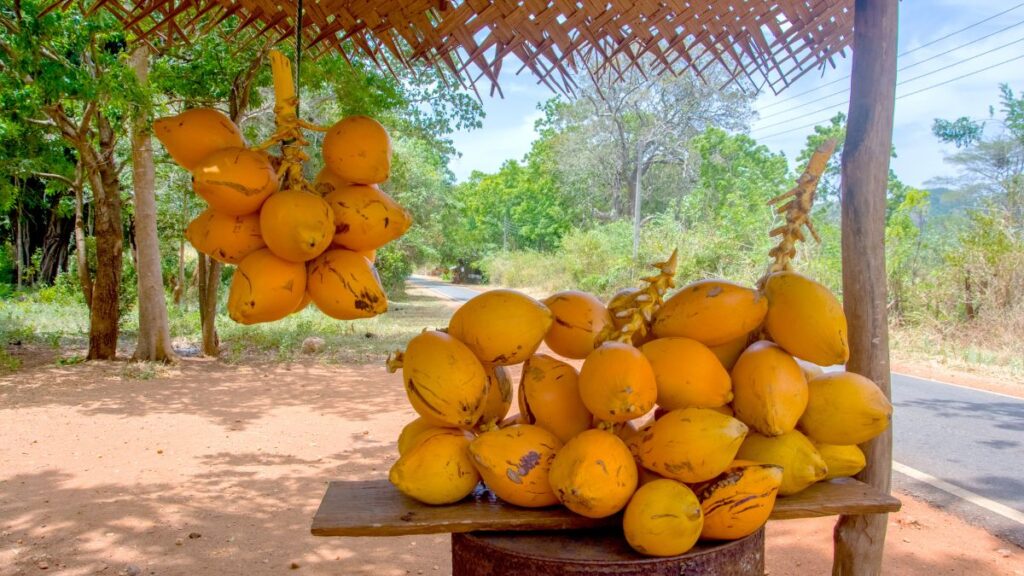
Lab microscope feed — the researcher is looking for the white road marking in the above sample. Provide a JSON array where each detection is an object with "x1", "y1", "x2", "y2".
[
  {"x1": 892, "y1": 371, "x2": 1024, "y2": 401},
  {"x1": 893, "y1": 461, "x2": 1024, "y2": 525}
]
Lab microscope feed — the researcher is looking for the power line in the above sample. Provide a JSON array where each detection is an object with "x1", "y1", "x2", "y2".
[
  {"x1": 756, "y1": 18, "x2": 1024, "y2": 123},
  {"x1": 754, "y1": 35, "x2": 1024, "y2": 133},
  {"x1": 758, "y1": 1, "x2": 1024, "y2": 111},
  {"x1": 754, "y1": 52, "x2": 1024, "y2": 142}
]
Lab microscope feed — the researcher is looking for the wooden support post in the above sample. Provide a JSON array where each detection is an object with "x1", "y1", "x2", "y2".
[{"x1": 833, "y1": 0, "x2": 899, "y2": 575}]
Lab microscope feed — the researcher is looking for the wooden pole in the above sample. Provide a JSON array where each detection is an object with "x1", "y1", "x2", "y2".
[{"x1": 833, "y1": 0, "x2": 898, "y2": 574}]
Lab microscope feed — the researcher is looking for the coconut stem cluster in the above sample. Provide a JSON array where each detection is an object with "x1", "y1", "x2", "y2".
[{"x1": 764, "y1": 138, "x2": 837, "y2": 276}]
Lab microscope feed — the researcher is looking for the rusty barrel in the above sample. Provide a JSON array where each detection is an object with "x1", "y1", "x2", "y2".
[{"x1": 451, "y1": 527, "x2": 764, "y2": 576}]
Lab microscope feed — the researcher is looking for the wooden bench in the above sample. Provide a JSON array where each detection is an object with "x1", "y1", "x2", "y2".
[{"x1": 312, "y1": 478, "x2": 900, "y2": 574}]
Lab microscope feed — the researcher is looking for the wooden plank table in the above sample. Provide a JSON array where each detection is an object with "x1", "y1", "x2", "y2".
[{"x1": 311, "y1": 477, "x2": 901, "y2": 537}]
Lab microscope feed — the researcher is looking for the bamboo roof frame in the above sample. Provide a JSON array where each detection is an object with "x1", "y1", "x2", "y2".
[{"x1": 48, "y1": 0, "x2": 854, "y2": 96}]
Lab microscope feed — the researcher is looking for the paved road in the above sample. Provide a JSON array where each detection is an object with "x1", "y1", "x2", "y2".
[
  {"x1": 408, "y1": 275, "x2": 1024, "y2": 544},
  {"x1": 409, "y1": 275, "x2": 483, "y2": 302},
  {"x1": 891, "y1": 373, "x2": 1024, "y2": 545}
]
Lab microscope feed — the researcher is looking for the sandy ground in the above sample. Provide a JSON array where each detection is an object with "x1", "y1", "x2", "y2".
[{"x1": 1, "y1": 355, "x2": 1022, "y2": 576}]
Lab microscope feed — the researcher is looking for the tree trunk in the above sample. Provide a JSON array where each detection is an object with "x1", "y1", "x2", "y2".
[
  {"x1": 84, "y1": 116, "x2": 124, "y2": 360},
  {"x1": 173, "y1": 235, "x2": 186, "y2": 305},
  {"x1": 963, "y1": 274, "x2": 977, "y2": 320},
  {"x1": 130, "y1": 46, "x2": 176, "y2": 363},
  {"x1": 74, "y1": 176, "x2": 93, "y2": 307},
  {"x1": 833, "y1": 0, "x2": 899, "y2": 574},
  {"x1": 632, "y1": 147, "x2": 643, "y2": 261},
  {"x1": 38, "y1": 203, "x2": 73, "y2": 285},
  {"x1": 15, "y1": 200, "x2": 24, "y2": 287},
  {"x1": 196, "y1": 251, "x2": 222, "y2": 356}
]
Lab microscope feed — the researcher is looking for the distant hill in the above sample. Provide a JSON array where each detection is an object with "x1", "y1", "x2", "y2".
[{"x1": 925, "y1": 186, "x2": 977, "y2": 219}]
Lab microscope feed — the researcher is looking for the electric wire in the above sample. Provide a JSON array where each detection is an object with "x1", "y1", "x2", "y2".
[
  {"x1": 758, "y1": 1, "x2": 1024, "y2": 111},
  {"x1": 756, "y1": 18, "x2": 1024, "y2": 123},
  {"x1": 753, "y1": 35, "x2": 1024, "y2": 133},
  {"x1": 754, "y1": 52, "x2": 1024, "y2": 141}
]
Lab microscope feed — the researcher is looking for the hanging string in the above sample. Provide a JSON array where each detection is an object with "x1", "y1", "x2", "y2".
[{"x1": 294, "y1": 0, "x2": 303, "y2": 119}]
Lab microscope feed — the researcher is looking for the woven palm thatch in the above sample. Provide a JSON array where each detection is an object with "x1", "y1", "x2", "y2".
[{"x1": 54, "y1": 0, "x2": 853, "y2": 95}]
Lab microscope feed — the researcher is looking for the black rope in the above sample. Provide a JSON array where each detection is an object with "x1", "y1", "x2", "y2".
[{"x1": 295, "y1": 0, "x2": 303, "y2": 118}]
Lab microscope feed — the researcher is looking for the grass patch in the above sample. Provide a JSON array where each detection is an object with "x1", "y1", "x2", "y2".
[{"x1": 214, "y1": 290, "x2": 453, "y2": 364}]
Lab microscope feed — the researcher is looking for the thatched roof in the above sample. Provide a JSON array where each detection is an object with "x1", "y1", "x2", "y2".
[{"x1": 55, "y1": 0, "x2": 853, "y2": 95}]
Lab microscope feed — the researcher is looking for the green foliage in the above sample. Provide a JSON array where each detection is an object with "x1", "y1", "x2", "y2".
[
  {"x1": 932, "y1": 117, "x2": 984, "y2": 148},
  {"x1": 375, "y1": 244, "x2": 413, "y2": 296}
]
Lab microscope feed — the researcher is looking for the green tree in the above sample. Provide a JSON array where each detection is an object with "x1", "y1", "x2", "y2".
[
  {"x1": 0, "y1": 1, "x2": 143, "y2": 359},
  {"x1": 540, "y1": 57, "x2": 754, "y2": 258}
]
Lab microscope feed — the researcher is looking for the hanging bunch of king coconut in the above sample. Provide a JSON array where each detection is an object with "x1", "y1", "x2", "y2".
[
  {"x1": 381, "y1": 139, "x2": 890, "y2": 558},
  {"x1": 156, "y1": 51, "x2": 411, "y2": 326}
]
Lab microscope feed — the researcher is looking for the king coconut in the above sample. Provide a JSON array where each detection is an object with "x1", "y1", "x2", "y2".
[{"x1": 385, "y1": 246, "x2": 891, "y2": 558}]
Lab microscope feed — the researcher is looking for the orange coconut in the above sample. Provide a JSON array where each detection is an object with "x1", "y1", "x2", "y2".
[
  {"x1": 542, "y1": 290, "x2": 613, "y2": 359},
  {"x1": 226, "y1": 249, "x2": 306, "y2": 325},
  {"x1": 578, "y1": 342, "x2": 657, "y2": 423},
  {"x1": 640, "y1": 337, "x2": 733, "y2": 410},
  {"x1": 448, "y1": 290, "x2": 552, "y2": 365},
  {"x1": 306, "y1": 249, "x2": 387, "y2": 320},
  {"x1": 153, "y1": 108, "x2": 244, "y2": 170},
  {"x1": 193, "y1": 148, "x2": 278, "y2": 216},
  {"x1": 259, "y1": 189, "x2": 334, "y2": 263},
  {"x1": 324, "y1": 184, "x2": 412, "y2": 251},
  {"x1": 652, "y1": 280, "x2": 767, "y2": 346},
  {"x1": 730, "y1": 340, "x2": 808, "y2": 437},
  {"x1": 322, "y1": 116, "x2": 392, "y2": 184},
  {"x1": 185, "y1": 208, "x2": 266, "y2": 264},
  {"x1": 518, "y1": 354, "x2": 592, "y2": 443}
]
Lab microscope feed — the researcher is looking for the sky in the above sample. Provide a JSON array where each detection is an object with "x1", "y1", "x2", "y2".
[{"x1": 447, "y1": 0, "x2": 1024, "y2": 189}]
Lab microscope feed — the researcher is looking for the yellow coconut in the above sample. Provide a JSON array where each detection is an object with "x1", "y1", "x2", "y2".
[
  {"x1": 153, "y1": 108, "x2": 244, "y2": 170},
  {"x1": 800, "y1": 371, "x2": 893, "y2": 445},
  {"x1": 735, "y1": 430, "x2": 828, "y2": 495},
  {"x1": 397, "y1": 417, "x2": 440, "y2": 456},
  {"x1": 448, "y1": 290, "x2": 553, "y2": 365},
  {"x1": 478, "y1": 365, "x2": 513, "y2": 430},
  {"x1": 324, "y1": 184, "x2": 412, "y2": 251},
  {"x1": 652, "y1": 280, "x2": 767, "y2": 346},
  {"x1": 640, "y1": 337, "x2": 733, "y2": 410},
  {"x1": 623, "y1": 479, "x2": 703, "y2": 557},
  {"x1": 814, "y1": 442, "x2": 867, "y2": 480},
  {"x1": 322, "y1": 115, "x2": 392, "y2": 184},
  {"x1": 542, "y1": 291, "x2": 613, "y2": 359},
  {"x1": 763, "y1": 271, "x2": 850, "y2": 366},
  {"x1": 710, "y1": 404, "x2": 736, "y2": 417},
  {"x1": 400, "y1": 330, "x2": 489, "y2": 429},
  {"x1": 578, "y1": 342, "x2": 657, "y2": 423},
  {"x1": 730, "y1": 340, "x2": 808, "y2": 437},
  {"x1": 259, "y1": 190, "x2": 334, "y2": 263},
  {"x1": 549, "y1": 429, "x2": 637, "y2": 518},
  {"x1": 226, "y1": 249, "x2": 306, "y2": 325},
  {"x1": 306, "y1": 249, "x2": 388, "y2": 319},
  {"x1": 709, "y1": 334, "x2": 750, "y2": 372},
  {"x1": 469, "y1": 424, "x2": 562, "y2": 508},
  {"x1": 313, "y1": 167, "x2": 354, "y2": 196},
  {"x1": 388, "y1": 430, "x2": 479, "y2": 505},
  {"x1": 518, "y1": 354, "x2": 592, "y2": 444},
  {"x1": 185, "y1": 208, "x2": 266, "y2": 264},
  {"x1": 695, "y1": 460, "x2": 783, "y2": 541},
  {"x1": 637, "y1": 407, "x2": 749, "y2": 483},
  {"x1": 193, "y1": 148, "x2": 278, "y2": 216}
]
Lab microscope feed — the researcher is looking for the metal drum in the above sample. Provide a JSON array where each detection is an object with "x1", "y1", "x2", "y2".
[{"x1": 451, "y1": 527, "x2": 765, "y2": 576}]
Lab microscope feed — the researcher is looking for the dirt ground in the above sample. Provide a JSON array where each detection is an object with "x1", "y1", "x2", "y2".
[{"x1": 1, "y1": 354, "x2": 1022, "y2": 576}]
